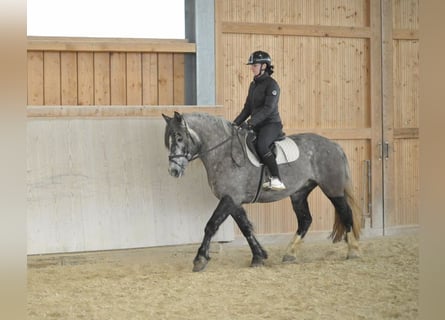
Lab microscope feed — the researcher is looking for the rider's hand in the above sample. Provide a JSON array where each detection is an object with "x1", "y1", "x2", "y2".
[{"x1": 240, "y1": 121, "x2": 253, "y2": 130}]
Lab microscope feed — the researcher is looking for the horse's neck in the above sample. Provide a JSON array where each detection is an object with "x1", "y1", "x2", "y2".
[{"x1": 187, "y1": 115, "x2": 232, "y2": 149}]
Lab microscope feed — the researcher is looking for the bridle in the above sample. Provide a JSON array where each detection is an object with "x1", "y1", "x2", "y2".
[{"x1": 168, "y1": 129, "x2": 196, "y2": 169}]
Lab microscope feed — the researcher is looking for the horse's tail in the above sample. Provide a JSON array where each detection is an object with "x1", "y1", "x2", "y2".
[{"x1": 330, "y1": 154, "x2": 362, "y2": 243}]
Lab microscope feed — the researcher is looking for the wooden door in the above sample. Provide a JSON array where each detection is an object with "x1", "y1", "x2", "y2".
[{"x1": 382, "y1": 0, "x2": 419, "y2": 232}]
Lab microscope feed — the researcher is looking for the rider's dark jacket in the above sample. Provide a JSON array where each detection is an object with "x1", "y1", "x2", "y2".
[{"x1": 233, "y1": 72, "x2": 282, "y2": 130}]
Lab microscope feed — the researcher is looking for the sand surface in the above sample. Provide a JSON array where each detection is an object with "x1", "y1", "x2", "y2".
[{"x1": 28, "y1": 233, "x2": 418, "y2": 319}]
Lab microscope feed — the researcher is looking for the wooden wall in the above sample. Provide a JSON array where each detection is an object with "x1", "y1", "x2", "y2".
[
  {"x1": 384, "y1": 0, "x2": 419, "y2": 228},
  {"x1": 214, "y1": 0, "x2": 419, "y2": 235},
  {"x1": 27, "y1": 37, "x2": 195, "y2": 106},
  {"x1": 215, "y1": 0, "x2": 373, "y2": 235}
]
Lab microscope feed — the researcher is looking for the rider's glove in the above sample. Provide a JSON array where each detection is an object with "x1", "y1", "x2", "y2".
[{"x1": 240, "y1": 121, "x2": 253, "y2": 130}]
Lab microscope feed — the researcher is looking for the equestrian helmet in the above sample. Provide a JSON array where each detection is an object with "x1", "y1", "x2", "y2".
[{"x1": 246, "y1": 51, "x2": 272, "y2": 66}]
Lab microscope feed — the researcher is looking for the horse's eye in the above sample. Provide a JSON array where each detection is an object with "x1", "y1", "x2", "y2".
[{"x1": 175, "y1": 133, "x2": 183, "y2": 142}]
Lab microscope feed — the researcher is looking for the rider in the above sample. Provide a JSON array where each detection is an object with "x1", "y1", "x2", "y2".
[{"x1": 232, "y1": 50, "x2": 286, "y2": 191}]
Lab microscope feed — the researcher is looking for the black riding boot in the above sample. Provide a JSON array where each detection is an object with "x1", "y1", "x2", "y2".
[
  {"x1": 261, "y1": 151, "x2": 286, "y2": 190},
  {"x1": 261, "y1": 151, "x2": 280, "y2": 178}
]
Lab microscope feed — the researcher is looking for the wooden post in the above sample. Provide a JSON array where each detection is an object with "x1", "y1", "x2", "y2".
[
  {"x1": 381, "y1": 0, "x2": 394, "y2": 233},
  {"x1": 369, "y1": 0, "x2": 384, "y2": 233}
]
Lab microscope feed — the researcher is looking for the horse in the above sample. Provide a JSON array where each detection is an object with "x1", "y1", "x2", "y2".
[{"x1": 162, "y1": 111, "x2": 361, "y2": 272}]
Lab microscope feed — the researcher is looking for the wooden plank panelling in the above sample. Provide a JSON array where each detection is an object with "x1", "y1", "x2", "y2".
[
  {"x1": 368, "y1": 0, "x2": 384, "y2": 230},
  {"x1": 142, "y1": 53, "x2": 159, "y2": 105},
  {"x1": 157, "y1": 53, "x2": 174, "y2": 105},
  {"x1": 77, "y1": 52, "x2": 94, "y2": 105},
  {"x1": 393, "y1": 29, "x2": 419, "y2": 40},
  {"x1": 110, "y1": 52, "x2": 127, "y2": 105},
  {"x1": 391, "y1": 139, "x2": 419, "y2": 226},
  {"x1": 222, "y1": 22, "x2": 372, "y2": 38},
  {"x1": 27, "y1": 37, "x2": 194, "y2": 106},
  {"x1": 61, "y1": 52, "x2": 78, "y2": 105},
  {"x1": 43, "y1": 52, "x2": 61, "y2": 105},
  {"x1": 280, "y1": 36, "x2": 370, "y2": 130},
  {"x1": 27, "y1": 51, "x2": 44, "y2": 105},
  {"x1": 394, "y1": 128, "x2": 418, "y2": 139},
  {"x1": 380, "y1": 0, "x2": 419, "y2": 230},
  {"x1": 393, "y1": 40, "x2": 419, "y2": 128},
  {"x1": 221, "y1": 0, "x2": 368, "y2": 27},
  {"x1": 126, "y1": 53, "x2": 142, "y2": 105},
  {"x1": 173, "y1": 54, "x2": 185, "y2": 105},
  {"x1": 28, "y1": 37, "x2": 196, "y2": 53},
  {"x1": 93, "y1": 52, "x2": 110, "y2": 105},
  {"x1": 386, "y1": 0, "x2": 419, "y2": 228},
  {"x1": 393, "y1": 0, "x2": 419, "y2": 29}
]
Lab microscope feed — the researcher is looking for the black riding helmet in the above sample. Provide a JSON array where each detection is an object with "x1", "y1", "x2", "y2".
[{"x1": 246, "y1": 51, "x2": 272, "y2": 66}]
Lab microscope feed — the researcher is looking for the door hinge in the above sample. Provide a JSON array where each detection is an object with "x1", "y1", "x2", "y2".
[
  {"x1": 383, "y1": 141, "x2": 389, "y2": 160},
  {"x1": 378, "y1": 141, "x2": 390, "y2": 160},
  {"x1": 362, "y1": 160, "x2": 372, "y2": 217}
]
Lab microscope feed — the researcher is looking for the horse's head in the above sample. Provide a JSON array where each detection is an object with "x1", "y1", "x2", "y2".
[{"x1": 162, "y1": 111, "x2": 199, "y2": 178}]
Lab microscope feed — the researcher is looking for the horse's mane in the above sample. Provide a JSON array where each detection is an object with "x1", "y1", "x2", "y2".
[
  {"x1": 164, "y1": 112, "x2": 233, "y2": 149},
  {"x1": 183, "y1": 112, "x2": 232, "y2": 135}
]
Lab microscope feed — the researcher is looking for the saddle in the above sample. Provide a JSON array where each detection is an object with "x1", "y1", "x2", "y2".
[{"x1": 244, "y1": 131, "x2": 300, "y2": 167}]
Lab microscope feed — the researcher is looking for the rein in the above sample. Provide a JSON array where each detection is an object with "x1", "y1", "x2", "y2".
[{"x1": 191, "y1": 135, "x2": 232, "y2": 160}]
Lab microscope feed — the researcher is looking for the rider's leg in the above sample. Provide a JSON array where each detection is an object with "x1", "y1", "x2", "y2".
[
  {"x1": 260, "y1": 151, "x2": 286, "y2": 190},
  {"x1": 256, "y1": 123, "x2": 286, "y2": 190},
  {"x1": 261, "y1": 151, "x2": 281, "y2": 179}
]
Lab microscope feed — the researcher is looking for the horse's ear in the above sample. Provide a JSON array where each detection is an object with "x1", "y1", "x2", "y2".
[
  {"x1": 173, "y1": 111, "x2": 186, "y2": 127},
  {"x1": 162, "y1": 113, "x2": 172, "y2": 123},
  {"x1": 174, "y1": 111, "x2": 182, "y2": 122}
]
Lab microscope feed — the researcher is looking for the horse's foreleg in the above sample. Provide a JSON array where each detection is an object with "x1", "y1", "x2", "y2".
[
  {"x1": 231, "y1": 206, "x2": 268, "y2": 268},
  {"x1": 193, "y1": 196, "x2": 232, "y2": 272}
]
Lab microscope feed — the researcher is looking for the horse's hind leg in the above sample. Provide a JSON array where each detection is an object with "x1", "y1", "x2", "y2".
[
  {"x1": 283, "y1": 181, "x2": 317, "y2": 263},
  {"x1": 193, "y1": 196, "x2": 232, "y2": 272},
  {"x1": 328, "y1": 196, "x2": 360, "y2": 259}
]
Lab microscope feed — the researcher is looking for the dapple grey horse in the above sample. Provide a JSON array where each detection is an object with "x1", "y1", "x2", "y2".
[{"x1": 162, "y1": 112, "x2": 361, "y2": 272}]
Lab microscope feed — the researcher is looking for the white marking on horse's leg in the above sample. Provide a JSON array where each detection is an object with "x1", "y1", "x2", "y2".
[
  {"x1": 282, "y1": 234, "x2": 303, "y2": 263},
  {"x1": 286, "y1": 234, "x2": 303, "y2": 256},
  {"x1": 346, "y1": 231, "x2": 360, "y2": 259}
]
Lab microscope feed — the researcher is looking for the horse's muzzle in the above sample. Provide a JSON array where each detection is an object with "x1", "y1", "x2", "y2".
[
  {"x1": 169, "y1": 167, "x2": 182, "y2": 178},
  {"x1": 168, "y1": 157, "x2": 187, "y2": 178}
]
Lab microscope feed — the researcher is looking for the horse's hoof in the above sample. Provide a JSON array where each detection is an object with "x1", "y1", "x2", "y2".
[
  {"x1": 347, "y1": 250, "x2": 361, "y2": 259},
  {"x1": 250, "y1": 256, "x2": 265, "y2": 268},
  {"x1": 282, "y1": 254, "x2": 298, "y2": 264},
  {"x1": 192, "y1": 256, "x2": 208, "y2": 272}
]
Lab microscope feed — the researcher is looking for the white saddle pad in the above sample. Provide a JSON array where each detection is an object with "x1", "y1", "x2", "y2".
[{"x1": 246, "y1": 136, "x2": 300, "y2": 167}]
